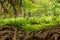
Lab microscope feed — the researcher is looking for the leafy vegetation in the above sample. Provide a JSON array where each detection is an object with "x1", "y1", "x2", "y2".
[
  {"x1": 0, "y1": 15, "x2": 60, "y2": 31},
  {"x1": 0, "y1": 0, "x2": 60, "y2": 31}
]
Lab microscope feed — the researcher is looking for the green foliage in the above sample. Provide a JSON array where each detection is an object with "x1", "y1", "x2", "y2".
[
  {"x1": 0, "y1": 15, "x2": 60, "y2": 31},
  {"x1": 0, "y1": 19, "x2": 5, "y2": 25},
  {"x1": 22, "y1": 0, "x2": 40, "y2": 13},
  {"x1": 0, "y1": 0, "x2": 60, "y2": 32}
]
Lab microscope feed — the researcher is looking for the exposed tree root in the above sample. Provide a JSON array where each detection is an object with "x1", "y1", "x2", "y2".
[{"x1": 0, "y1": 25, "x2": 60, "y2": 40}]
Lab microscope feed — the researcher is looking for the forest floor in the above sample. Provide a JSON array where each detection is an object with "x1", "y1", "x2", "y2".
[{"x1": 0, "y1": 25, "x2": 60, "y2": 40}]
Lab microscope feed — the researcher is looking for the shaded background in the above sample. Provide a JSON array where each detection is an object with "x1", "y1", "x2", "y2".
[{"x1": 0, "y1": 0, "x2": 60, "y2": 18}]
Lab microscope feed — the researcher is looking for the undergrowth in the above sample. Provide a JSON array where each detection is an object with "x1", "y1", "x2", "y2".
[{"x1": 0, "y1": 15, "x2": 60, "y2": 31}]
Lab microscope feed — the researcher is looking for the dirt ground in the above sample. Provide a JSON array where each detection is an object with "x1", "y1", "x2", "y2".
[{"x1": 0, "y1": 25, "x2": 60, "y2": 40}]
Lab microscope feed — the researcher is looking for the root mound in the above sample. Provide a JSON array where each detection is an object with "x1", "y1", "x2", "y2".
[
  {"x1": 35, "y1": 25, "x2": 60, "y2": 40},
  {"x1": 0, "y1": 26, "x2": 17, "y2": 40},
  {"x1": 0, "y1": 25, "x2": 60, "y2": 40}
]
